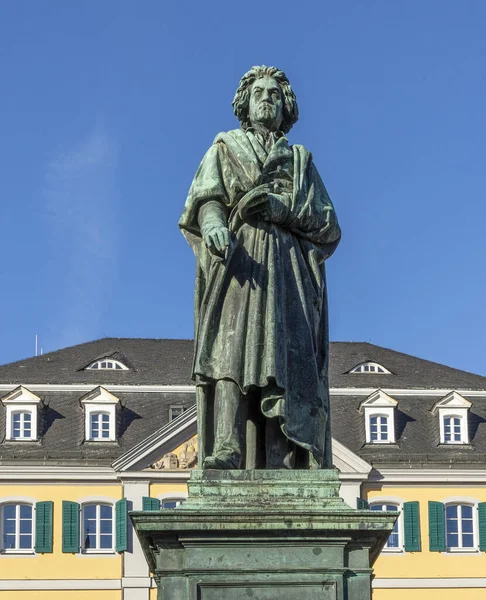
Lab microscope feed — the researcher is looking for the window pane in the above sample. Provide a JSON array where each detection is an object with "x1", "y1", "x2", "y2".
[
  {"x1": 13, "y1": 414, "x2": 21, "y2": 424},
  {"x1": 100, "y1": 534, "x2": 113, "y2": 549},
  {"x1": 100, "y1": 519, "x2": 112, "y2": 534},
  {"x1": 447, "y1": 532, "x2": 458, "y2": 547},
  {"x1": 19, "y1": 519, "x2": 32, "y2": 534},
  {"x1": 23, "y1": 413, "x2": 31, "y2": 424},
  {"x1": 4, "y1": 534, "x2": 15, "y2": 548},
  {"x1": 84, "y1": 505, "x2": 96, "y2": 519},
  {"x1": 462, "y1": 534, "x2": 474, "y2": 547},
  {"x1": 462, "y1": 519, "x2": 473, "y2": 534},
  {"x1": 446, "y1": 505, "x2": 458, "y2": 518},
  {"x1": 100, "y1": 505, "x2": 112, "y2": 519},
  {"x1": 84, "y1": 534, "x2": 96, "y2": 549},
  {"x1": 447, "y1": 518, "x2": 458, "y2": 533},
  {"x1": 462, "y1": 505, "x2": 473, "y2": 519},
  {"x1": 102, "y1": 414, "x2": 109, "y2": 423},
  {"x1": 370, "y1": 504, "x2": 382, "y2": 512},
  {"x1": 162, "y1": 500, "x2": 179, "y2": 509},
  {"x1": 3, "y1": 519, "x2": 16, "y2": 534},
  {"x1": 385, "y1": 505, "x2": 398, "y2": 512},
  {"x1": 3, "y1": 505, "x2": 16, "y2": 519},
  {"x1": 387, "y1": 532, "x2": 400, "y2": 548},
  {"x1": 370, "y1": 417, "x2": 377, "y2": 425},
  {"x1": 102, "y1": 430, "x2": 110, "y2": 438},
  {"x1": 116, "y1": 364, "x2": 122, "y2": 369},
  {"x1": 19, "y1": 505, "x2": 31, "y2": 519},
  {"x1": 19, "y1": 535, "x2": 32, "y2": 549}
]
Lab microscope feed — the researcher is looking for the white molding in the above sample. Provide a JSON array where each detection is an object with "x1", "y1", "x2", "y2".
[
  {"x1": 122, "y1": 577, "x2": 152, "y2": 588},
  {"x1": 0, "y1": 466, "x2": 117, "y2": 482},
  {"x1": 372, "y1": 578, "x2": 486, "y2": 589},
  {"x1": 331, "y1": 439, "x2": 372, "y2": 477},
  {"x1": 0, "y1": 386, "x2": 41, "y2": 404},
  {"x1": 113, "y1": 406, "x2": 198, "y2": 471},
  {"x1": 0, "y1": 579, "x2": 121, "y2": 590},
  {"x1": 0, "y1": 383, "x2": 485, "y2": 397},
  {"x1": 370, "y1": 468, "x2": 486, "y2": 484}
]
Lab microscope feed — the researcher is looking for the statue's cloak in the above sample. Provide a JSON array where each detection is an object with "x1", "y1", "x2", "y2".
[{"x1": 179, "y1": 129, "x2": 341, "y2": 467}]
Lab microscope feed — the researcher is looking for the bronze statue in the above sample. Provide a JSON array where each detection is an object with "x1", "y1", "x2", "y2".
[{"x1": 180, "y1": 66, "x2": 341, "y2": 470}]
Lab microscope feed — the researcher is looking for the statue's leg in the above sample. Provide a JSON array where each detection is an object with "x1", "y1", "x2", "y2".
[
  {"x1": 265, "y1": 417, "x2": 296, "y2": 469},
  {"x1": 203, "y1": 379, "x2": 247, "y2": 469}
]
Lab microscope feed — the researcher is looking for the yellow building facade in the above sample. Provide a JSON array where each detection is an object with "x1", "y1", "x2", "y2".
[{"x1": 2, "y1": 339, "x2": 486, "y2": 599}]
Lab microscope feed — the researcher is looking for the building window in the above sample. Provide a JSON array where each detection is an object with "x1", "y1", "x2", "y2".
[
  {"x1": 11, "y1": 411, "x2": 33, "y2": 440},
  {"x1": 1, "y1": 504, "x2": 33, "y2": 552},
  {"x1": 82, "y1": 504, "x2": 113, "y2": 552},
  {"x1": 350, "y1": 362, "x2": 391, "y2": 374},
  {"x1": 444, "y1": 416, "x2": 462, "y2": 443},
  {"x1": 90, "y1": 412, "x2": 111, "y2": 440},
  {"x1": 370, "y1": 503, "x2": 400, "y2": 549},
  {"x1": 169, "y1": 406, "x2": 185, "y2": 421},
  {"x1": 161, "y1": 498, "x2": 184, "y2": 509},
  {"x1": 369, "y1": 414, "x2": 389, "y2": 442},
  {"x1": 86, "y1": 359, "x2": 128, "y2": 370},
  {"x1": 446, "y1": 504, "x2": 475, "y2": 550}
]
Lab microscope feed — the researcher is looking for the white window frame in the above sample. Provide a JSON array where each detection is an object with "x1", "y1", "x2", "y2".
[
  {"x1": 9, "y1": 410, "x2": 34, "y2": 441},
  {"x1": 433, "y1": 392, "x2": 471, "y2": 445},
  {"x1": 369, "y1": 499, "x2": 403, "y2": 553},
  {"x1": 81, "y1": 502, "x2": 115, "y2": 554},
  {"x1": 368, "y1": 413, "x2": 390, "y2": 443},
  {"x1": 439, "y1": 412, "x2": 468, "y2": 444},
  {"x1": 0, "y1": 502, "x2": 35, "y2": 554},
  {"x1": 443, "y1": 501, "x2": 478, "y2": 552},
  {"x1": 86, "y1": 359, "x2": 128, "y2": 371},
  {"x1": 349, "y1": 362, "x2": 391, "y2": 374},
  {"x1": 360, "y1": 390, "x2": 398, "y2": 444},
  {"x1": 80, "y1": 387, "x2": 119, "y2": 442},
  {"x1": 1, "y1": 387, "x2": 41, "y2": 442}
]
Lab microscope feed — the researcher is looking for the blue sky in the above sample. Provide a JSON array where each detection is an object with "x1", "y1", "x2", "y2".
[{"x1": 1, "y1": 1, "x2": 485, "y2": 375}]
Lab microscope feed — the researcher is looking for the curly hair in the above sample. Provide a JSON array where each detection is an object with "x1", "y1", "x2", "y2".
[{"x1": 232, "y1": 65, "x2": 299, "y2": 134}]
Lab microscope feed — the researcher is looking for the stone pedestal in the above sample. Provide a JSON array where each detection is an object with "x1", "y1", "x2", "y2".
[{"x1": 131, "y1": 470, "x2": 396, "y2": 600}]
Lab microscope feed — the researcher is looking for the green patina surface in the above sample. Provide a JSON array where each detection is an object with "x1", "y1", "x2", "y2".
[{"x1": 131, "y1": 470, "x2": 397, "y2": 600}]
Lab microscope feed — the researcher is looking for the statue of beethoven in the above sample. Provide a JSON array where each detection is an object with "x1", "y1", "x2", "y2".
[{"x1": 179, "y1": 66, "x2": 341, "y2": 470}]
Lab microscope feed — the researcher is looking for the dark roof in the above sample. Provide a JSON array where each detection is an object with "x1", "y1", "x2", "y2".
[
  {"x1": 1, "y1": 338, "x2": 486, "y2": 467},
  {"x1": 0, "y1": 391, "x2": 195, "y2": 465},
  {"x1": 1, "y1": 338, "x2": 486, "y2": 390}
]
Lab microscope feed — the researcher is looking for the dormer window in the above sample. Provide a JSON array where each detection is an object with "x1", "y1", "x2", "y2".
[
  {"x1": 12, "y1": 411, "x2": 33, "y2": 440},
  {"x1": 80, "y1": 387, "x2": 120, "y2": 442},
  {"x1": 360, "y1": 390, "x2": 398, "y2": 444},
  {"x1": 90, "y1": 412, "x2": 111, "y2": 440},
  {"x1": 86, "y1": 359, "x2": 128, "y2": 371},
  {"x1": 432, "y1": 392, "x2": 471, "y2": 445},
  {"x1": 349, "y1": 362, "x2": 391, "y2": 374},
  {"x1": 1, "y1": 386, "x2": 41, "y2": 442}
]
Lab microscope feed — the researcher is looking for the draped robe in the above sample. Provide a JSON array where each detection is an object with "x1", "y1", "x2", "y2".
[{"x1": 179, "y1": 128, "x2": 341, "y2": 467}]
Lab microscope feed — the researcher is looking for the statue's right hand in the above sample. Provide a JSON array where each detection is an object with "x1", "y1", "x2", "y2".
[{"x1": 203, "y1": 225, "x2": 230, "y2": 254}]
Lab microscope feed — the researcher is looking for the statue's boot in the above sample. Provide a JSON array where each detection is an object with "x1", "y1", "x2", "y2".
[
  {"x1": 208, "y1": 380, "x2": 247, "y2": 469},
  {"x1": 203, "y1": 453, "x2": 240, "y2": 470}
]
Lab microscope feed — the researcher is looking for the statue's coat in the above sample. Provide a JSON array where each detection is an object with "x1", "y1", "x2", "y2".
[{"x1": 179, "y1": 129, "x2": 341, "y2": 467}]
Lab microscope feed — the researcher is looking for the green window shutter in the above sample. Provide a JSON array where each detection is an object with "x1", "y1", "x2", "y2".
[
  {"x1": 35, "y1": 501, "x2": 53, "y2": 553},
  {"x1": 403, "y1": 501, "x2": 421, "y2": 552},
  {"x1": 62, "y1": 501, "x2": 80, "y2": 553},
  {"x1": 428, "y1": 501, "x2": 446, "y2": 552},
  {"x1": 478, "y1": 502, "x2": 486, "y2": 551},
  {"x1": 357, "y1": 498, "x2": 369, "y2": 510},
  {"x1": 115, "y1": 498, "x2": 128, "y2": 553},
  {"x1": 142, "y1": 496, "x2": 160, "y2": 511}
]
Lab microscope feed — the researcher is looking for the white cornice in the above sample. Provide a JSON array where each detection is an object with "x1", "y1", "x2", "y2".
[
  {"x1": 373, "y1": 578, "x2": 486, "y2": 589},
  {"x1": 370, "y1": 468, "x2": 486, "y2": 484},
  {"x1": 0, "y1": 466, "x2": 117, "y2": 482},
  {"x1": 0, "y1": 383, "x2": 485, "y2": 397}
]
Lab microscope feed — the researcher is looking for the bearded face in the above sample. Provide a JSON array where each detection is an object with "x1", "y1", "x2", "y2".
[{"x1": 248, "y1": 75, "x2": 284, "y2": 132}]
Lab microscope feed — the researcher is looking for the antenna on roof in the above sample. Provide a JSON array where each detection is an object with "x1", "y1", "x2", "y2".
[{"x1": 35, "y1": 334, "x2": 38, "y2": 357}]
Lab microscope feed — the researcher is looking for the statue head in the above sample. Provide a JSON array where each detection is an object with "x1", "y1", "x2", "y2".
[{"x1": 232, "y1": 66, "x2": 299, "y2": 134}]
